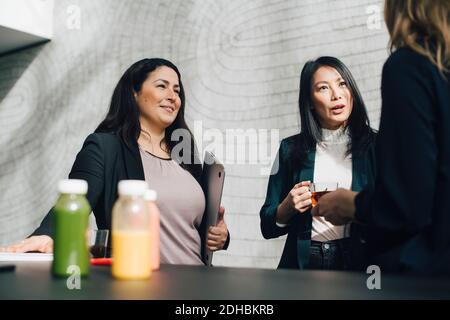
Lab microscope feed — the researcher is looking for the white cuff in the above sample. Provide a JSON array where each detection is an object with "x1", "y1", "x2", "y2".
[{"x1": 276, "y1": 222, "x2": 289, "y2": 228}]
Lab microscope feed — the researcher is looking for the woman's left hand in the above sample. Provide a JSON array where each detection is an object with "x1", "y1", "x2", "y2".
[{"x1": 207, "y1": 206, "x2": 228, "y2": 251}]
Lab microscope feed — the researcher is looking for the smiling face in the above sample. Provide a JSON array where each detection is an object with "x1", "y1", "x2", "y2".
[
  {"x1": 135, "y1": 66, "x2": 182, "y2": 132},
  {"x1": 311, "y1": 66, "x2": 353, "y2": 130}
]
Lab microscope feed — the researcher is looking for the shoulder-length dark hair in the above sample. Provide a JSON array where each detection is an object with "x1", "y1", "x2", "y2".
[
  {"x1": 95, "y1": 58, "x2": 202, "y2": 180},
  {"x1": 291, "y1": 56, "x2": 375, "y2": 166}
]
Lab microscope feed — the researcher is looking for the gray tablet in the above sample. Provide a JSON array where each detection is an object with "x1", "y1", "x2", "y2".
[{"x1": 200, "y1": 151, "x2": 225, "y2": 266}]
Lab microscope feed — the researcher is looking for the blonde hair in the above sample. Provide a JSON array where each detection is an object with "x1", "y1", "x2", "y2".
[{"x1": 384, "y1": 0, "x2": 450, "y2": 74}]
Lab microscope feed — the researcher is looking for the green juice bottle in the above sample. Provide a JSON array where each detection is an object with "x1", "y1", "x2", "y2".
[{"x1": 52, "y1": 179, "x2": 91, "y2": 277}]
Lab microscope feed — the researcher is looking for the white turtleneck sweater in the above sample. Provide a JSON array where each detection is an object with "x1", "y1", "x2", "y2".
[{"x1": 311, "y1": 127, "x2": 352, "y2": 241}]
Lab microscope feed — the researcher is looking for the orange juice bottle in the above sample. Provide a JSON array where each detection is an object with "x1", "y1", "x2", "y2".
[
  {"x1": 143, "y1": 189, "x2": 160, "y2": 271},
  {"x1": 112, "y1": 180, "x2": 151, "y2": 280}
]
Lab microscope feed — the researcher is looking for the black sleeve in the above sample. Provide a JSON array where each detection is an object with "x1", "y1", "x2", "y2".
[
  {"x1": 260, "y1": 139, "x2": 293, "y2": 239},
  {"x1": 355, "y1": 53, "x2": 437, "y2": 239},
  {"x1": 32, "y1": 134, "x2": 105, "y2": 237}
]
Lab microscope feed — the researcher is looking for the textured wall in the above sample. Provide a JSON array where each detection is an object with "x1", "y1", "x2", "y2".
[{"x1": 0, "y1": 0, "x2": 388, "y2": 268}]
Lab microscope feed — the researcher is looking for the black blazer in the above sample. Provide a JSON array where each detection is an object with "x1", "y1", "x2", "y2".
[
  {"x1": 355, "y1": 47, "x2": 450, "y2": 274},
  {"x1": 260, "y1": 133, "x2": 376, "y2": 270},
  {"x1": 34, "y1": 132, "x2": 229, "y2": 261}
]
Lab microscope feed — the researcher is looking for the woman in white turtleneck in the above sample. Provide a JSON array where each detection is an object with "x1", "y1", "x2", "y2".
[{"x1": 260, "y1": 57, "x2": 376, "y2": 270}]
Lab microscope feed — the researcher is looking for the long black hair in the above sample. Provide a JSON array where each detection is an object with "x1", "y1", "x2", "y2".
[
  {"x1": 291, "y1": 56, "x2": 375, "y2": 166},
  {"x1": 95, "y1": 58, "x2": 202, "y2": 180}
]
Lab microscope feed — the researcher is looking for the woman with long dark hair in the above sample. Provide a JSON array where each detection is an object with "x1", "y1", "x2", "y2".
[
  {"x1": 314, "y1": 0, "x2": 450, "y2": 274},
  {"x1": 3, "y1": 58, "x2": 229, "y2": 265},
  {"x1": 260, "y1": 56, "x2": 376, "y2": 270}
]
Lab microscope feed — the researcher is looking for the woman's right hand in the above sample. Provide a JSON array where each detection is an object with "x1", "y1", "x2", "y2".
[
  {"x1": 285, "y1": 181, "x2": 312, "y2": 213},
  {"x1": 0, "y1": 235, "x2": 53, "y2": 253}
]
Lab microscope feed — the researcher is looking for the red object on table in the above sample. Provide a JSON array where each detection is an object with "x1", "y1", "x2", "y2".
[{"x1": 91, "y1": 258, "x2": 112, "y2": 265}]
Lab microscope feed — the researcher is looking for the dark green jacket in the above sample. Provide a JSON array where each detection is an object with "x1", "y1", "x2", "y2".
[{"x1": 260, "y1": 133, "x2": 376, "y2": 269}]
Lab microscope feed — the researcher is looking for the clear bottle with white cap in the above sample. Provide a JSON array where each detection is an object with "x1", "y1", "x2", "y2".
[
  {"x1": 143, "y1": 188, "x2": 160, "y2": 271},
  {"x1": 112, "y1": 180, "x2": 151, "y2": 280},
  {"x1": 52, "y1": 179, "x2": 91, "y2": 277}
]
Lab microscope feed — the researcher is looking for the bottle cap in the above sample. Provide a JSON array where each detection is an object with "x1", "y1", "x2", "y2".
[
  {"x1": 58, "y1": 179, "x2": 88, "y2": 195},
  {"x1": 143, "y1": 189, "x2": 157, "y2": 201},
  {"x1": 118, "y1": 180, "x2": 148, "y2": 197}
]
